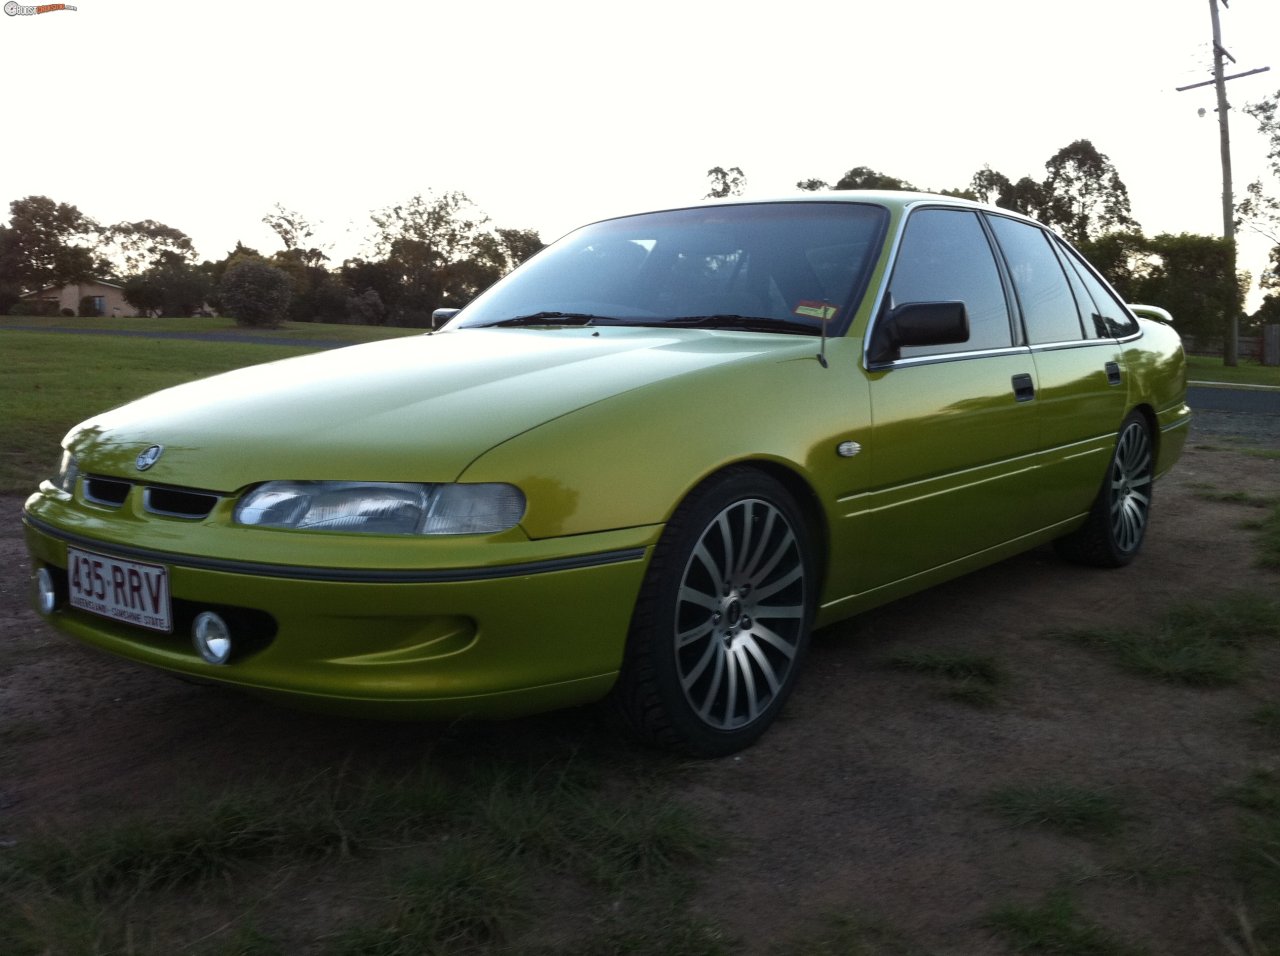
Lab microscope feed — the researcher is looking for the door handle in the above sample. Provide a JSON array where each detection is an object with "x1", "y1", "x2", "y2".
[
  {"x1": 1012, "y1": 373, "x2": 1035, "y2": 402},
  {"x1": 1105, "y1": 361, "x2": 1122, "y2": 386}
]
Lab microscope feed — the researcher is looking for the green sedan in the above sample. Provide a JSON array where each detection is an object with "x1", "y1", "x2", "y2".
[{"x1": 23, "y1": 192, "x2": 1189, "y2": 755}]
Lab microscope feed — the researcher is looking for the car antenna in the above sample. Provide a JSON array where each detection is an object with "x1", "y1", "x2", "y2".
[{"x1": 817, "y1": 302, "x2": 831, "y2": 368}]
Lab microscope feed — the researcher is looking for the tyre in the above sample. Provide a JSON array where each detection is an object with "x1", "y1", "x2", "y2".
[
  {"x1": 610, "y1": 467, "x2": 815, "y2": 756},
  {"x1": 1055, "y1": 412, "x2": 1154, "y2": 568}
]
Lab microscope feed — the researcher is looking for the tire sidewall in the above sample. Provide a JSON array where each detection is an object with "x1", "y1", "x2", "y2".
[{"x1": 623, "y1": 467, "x2": 815, "y2": 756}]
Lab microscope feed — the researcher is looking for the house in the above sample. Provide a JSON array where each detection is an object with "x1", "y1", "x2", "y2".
[{"x1": 20, "y1": 278, "x2": 139, "y2": 317}]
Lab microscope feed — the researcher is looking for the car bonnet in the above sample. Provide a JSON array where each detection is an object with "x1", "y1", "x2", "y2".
[{"x1": 63, "y1": 326, "x2": 807, "y2": 492}]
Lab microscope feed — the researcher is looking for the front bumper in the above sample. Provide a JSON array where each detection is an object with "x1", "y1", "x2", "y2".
[{"x1": 23, "y1": 491, "x2": 657, "y2": 720}]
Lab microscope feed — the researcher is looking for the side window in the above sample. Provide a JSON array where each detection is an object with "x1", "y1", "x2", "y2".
[
  {"x1": 1054, "y1": 239, "x2": 1139, "y2": 338},
  {"x1": 888, "y1": 208, "x2": 1012, "y2": 356},
  {"x1": 987, "y1": 216, "x2": 1084, "y2": 344}
]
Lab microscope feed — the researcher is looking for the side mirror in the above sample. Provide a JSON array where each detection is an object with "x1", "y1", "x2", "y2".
[
  {"x1": 432, "y1": 308, "x2": 461, "y2": 329},
  {"x1": 868, "y1": 301, "x2": 968, "y2": 364},
  {"x1": 1127, "y1": 303, "x2": 1173, "y2": 325}
]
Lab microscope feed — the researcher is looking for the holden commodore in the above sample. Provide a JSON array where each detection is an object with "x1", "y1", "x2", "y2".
[{"x1": 23, "y1": 192, "x2": 1189, "y2": 755}]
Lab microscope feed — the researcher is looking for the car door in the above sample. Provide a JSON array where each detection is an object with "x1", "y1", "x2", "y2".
[
  {"x1": 984, "y1": 214, "x2": 1129, "y2": 523},
  {"x1": 856, "y1": 206, "x2": 1041, "y2": 591}
]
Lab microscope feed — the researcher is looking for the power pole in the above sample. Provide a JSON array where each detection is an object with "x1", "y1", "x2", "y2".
[{"x1": 1177, "y1": 0, "x2": 1270, "y2": 366}]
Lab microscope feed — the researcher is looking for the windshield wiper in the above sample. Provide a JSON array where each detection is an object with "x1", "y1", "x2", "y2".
[
  {"x1": 661, "y1": 315, "x2": 821, "y2": 336},
  {"x1": 483, "y1": 311, "x2": 611, "y2": 328}
]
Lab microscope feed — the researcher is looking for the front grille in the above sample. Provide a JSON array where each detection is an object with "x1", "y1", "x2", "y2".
[
  {"x1": 84, "y1": 476, "x2": 132, "y2": 506},
  {"x1": 144, "y1": 487, "x2": 219, "y2": 520},
  {"x1": 80, "y1": 475, "x2": 221, "y2": 520}
]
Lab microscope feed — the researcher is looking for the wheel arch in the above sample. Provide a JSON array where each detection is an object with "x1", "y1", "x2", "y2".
[
  {"x1": 683, "y1": 458, "x2": 831, "y2": 597},
  {"x1": 1129, "y1": 402, "x2": 1159, "y2": 462}
]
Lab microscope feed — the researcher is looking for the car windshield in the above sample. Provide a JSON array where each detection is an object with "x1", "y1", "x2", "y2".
[{"x1": 455, "y1": 202, "x2": 888, "y2": 336}]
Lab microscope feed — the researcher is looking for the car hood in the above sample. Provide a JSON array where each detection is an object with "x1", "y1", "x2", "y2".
[{"x1": 68, "y1": 327, "x2": 815, "y2": 492}]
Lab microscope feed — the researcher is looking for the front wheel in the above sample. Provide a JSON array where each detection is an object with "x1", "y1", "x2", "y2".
[
  {"x1": 1055, "y1": 412, "x2": 1154, "y2": 568},
  {"x1": 610, "y1": 468, "x2": 815, "y2": 756}
]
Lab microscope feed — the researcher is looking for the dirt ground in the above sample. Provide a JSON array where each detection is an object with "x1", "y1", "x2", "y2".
[{"x1": 1, "y1": 410, "x2": 1278, "y2": 954}]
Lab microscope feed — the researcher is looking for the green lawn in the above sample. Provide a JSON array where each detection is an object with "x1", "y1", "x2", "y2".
[
  {"x1": 1186, "y1": 354, "x2": 1280, "y2": 387},
  {"x1": 0, "y1": 322, "x2": 416, "y2": 494},
  {"x1": 0, "y1": 314, "x2": 424, "y2": 344}
]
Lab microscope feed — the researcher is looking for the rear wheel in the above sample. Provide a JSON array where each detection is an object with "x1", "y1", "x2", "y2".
[
  {"x1": 1055, "y1": 412, "x2": 1154, "y2": 567},
  {"x1": 610, "y1": 468, "x2": 814, "y2": 756}
]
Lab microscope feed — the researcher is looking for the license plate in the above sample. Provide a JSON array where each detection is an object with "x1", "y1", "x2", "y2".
[{"x1": 67, "y1": 547, "x2": 172, "y2": 633}]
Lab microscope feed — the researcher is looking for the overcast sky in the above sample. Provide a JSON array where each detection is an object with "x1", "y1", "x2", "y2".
[{"x1": 4, "y1": 0, "x2": 1277, "y2": 301}]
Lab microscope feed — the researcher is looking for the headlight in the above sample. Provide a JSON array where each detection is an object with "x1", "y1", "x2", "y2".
[
  {"x1": 233, "y1": 481, "x2": 526, "y2": 536},
  {"x1": 54, "y1": 451, "x2": 79, "y2": 494}
]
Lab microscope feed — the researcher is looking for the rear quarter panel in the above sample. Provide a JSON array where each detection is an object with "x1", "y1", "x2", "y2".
[{"x1": 1123, "y1": 318, "x2": 1190, "y2": 477}]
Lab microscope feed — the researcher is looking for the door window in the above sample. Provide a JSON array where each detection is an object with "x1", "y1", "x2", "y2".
[
  {"x1": 1054, "y1": 239, "x2": 1139, "y2": 339},
  {"x1": 888, "y1": 208, "x2": 1012, "y2": 357},
  {"x1": 987, "y1": 216, "x2": 1084, "y2": 344}
]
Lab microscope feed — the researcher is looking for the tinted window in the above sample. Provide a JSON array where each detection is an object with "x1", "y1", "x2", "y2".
[
  {"x1": 888, "y1": 208, "x2": 1012, "y2": 356},
  {"x1": 1054, "y1": 239, "x2": 1139, "y2": 338},
  {"x1": 457, "y1": 203, "x2": 888, "y2": 334},
  {"x1": 988, "y1": 216, "x2": 1084, "y2": 344}
]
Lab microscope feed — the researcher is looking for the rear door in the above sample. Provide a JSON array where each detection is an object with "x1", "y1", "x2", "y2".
[{"x1": 984, "y1": 214, "x2": 1128, "y2": 523}]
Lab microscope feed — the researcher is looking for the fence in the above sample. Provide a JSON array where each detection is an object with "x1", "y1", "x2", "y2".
[{"x1": 1182, "y1": 326, "x2": 1280, "y2": 366}]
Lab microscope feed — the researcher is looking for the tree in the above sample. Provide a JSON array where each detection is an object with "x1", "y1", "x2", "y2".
[
  {"x1": 1244, "y1": 87, "x2": 1279, "y2": 180},
  {"x1": 833, "y1": 167, "x2": 915, "y2": 191},
  {"x1": 341, "y1": 256, "x2": 402, "y2": 320},
  {"x1": 219, "y1": 258, "x2": 292, "y2": 327},
  {"x1": 453, "y1": 226, "x2": 547, "y2": 301},
  {"x1": 2, "y1": 195, "x2": 101, "y2": 293},
  {"x1": 1076, "y1": 231, "x2": 1153, "y2": 301},
  {"x1": 262, "y1": 203, "x2": 329, "y2": 268},
  {"x1": 1038, "y1": 140, "x2": 1136, "y2": 244},
  {"x1": 345, "y1": 288, "x2": 386, "y2": 326},
  {"x1": 1250, "y1": 292, "x2": 1280, "y2": 333},
  {"x1": 368, "y1": 191, "x2": 499, "y2": 324},
  {"x1": 1262, "y1": 244, "x2": 1280, "y2": 293},
  {"x1": 968, "y1": 166, "x2": 1013, "y2": 206},
  {"x1": 124, "y1": 254, "x2": 212, "y2": 317},
  {"x1": 705, "y1": 166, "x2": 746, "y2": 199},
  {"x1": 1239, "y1": 89, "x2": 1280, "y2": 296},
  {"x1": 98, "y1": 219, "x2": 196, "y2": 277},
  {"x1": 794, "y1": 178, "x2": 828, "y2": 192},
  {"x1": 1130, "y1": 233, "x2": 1241, "y2": 341}
]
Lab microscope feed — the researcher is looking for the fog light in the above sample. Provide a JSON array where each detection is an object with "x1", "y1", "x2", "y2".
[
  {"x1": 35, "y1": 567, "x2": 57, "y2": 615},
  {"x1": 192, "y1": 612, "x2": 232, "y2": 665}
]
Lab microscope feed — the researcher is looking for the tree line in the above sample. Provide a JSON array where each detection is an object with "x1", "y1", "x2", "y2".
[{"x1": 0, "y1": 192, "x2": 545, "y2": 329}]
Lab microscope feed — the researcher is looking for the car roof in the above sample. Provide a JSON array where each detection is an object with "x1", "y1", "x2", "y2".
[{"x1": 585, "y1": 189, "x2": 1040, "y2": 230}]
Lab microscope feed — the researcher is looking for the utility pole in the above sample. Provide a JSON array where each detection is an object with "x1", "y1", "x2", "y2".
[{"x1": 1176, "y1": 0, "x2": 1270, "y2": 366}]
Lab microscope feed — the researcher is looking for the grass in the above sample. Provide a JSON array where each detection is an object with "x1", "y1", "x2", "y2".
[
  {"x1": 1189, "y1": 482, "x2": 1280, "y2": 569},
  {"x1": 1243, "y1": 503, "x2": 1280, "y2": 569},
  {"x1": 1188, "y1": 482, "x2": 1278, "y2": 508},
  {"x1": 983, "y1": 784, "x2": 1129, "y2": 839},
  {"x1": 0, "y1": 322, "x2": 413, "y2": 493},
  {"x1": 1249, "y1": 704, "x2": 1280, "y2": 741},
  {"x1": 1186, "y1": 355, "x2": 1280, "y2": 388},
  {"x1": 1055, "y1": 592, "x2": 1280, "y2": 686},
  {"x1": 767, "y1": 912, "x2": 926, "y2": 955},
  {"x1": 329, "y1": 840, "x2": 529, "y2": 956},
  {"x1": 880, "y1": 649, "x2": 1008, "y2": 708},
  {"x1": 0, "y1": 748, "x2": 724, "y2": 955},
  {"x1": 1225, "y1": 769, "x2": 1280, "y2": 952},
  {"x1": 0, "y1": 314, "x2": 423, "y2": 343},
  {"x1": 983, "y1": 892, "x2": 1148, "y2": 956}
]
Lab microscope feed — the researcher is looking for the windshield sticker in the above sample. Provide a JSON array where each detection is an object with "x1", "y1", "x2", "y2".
[{"x1": 794, "y1": 301, "x2": 838, "y2": 322}]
